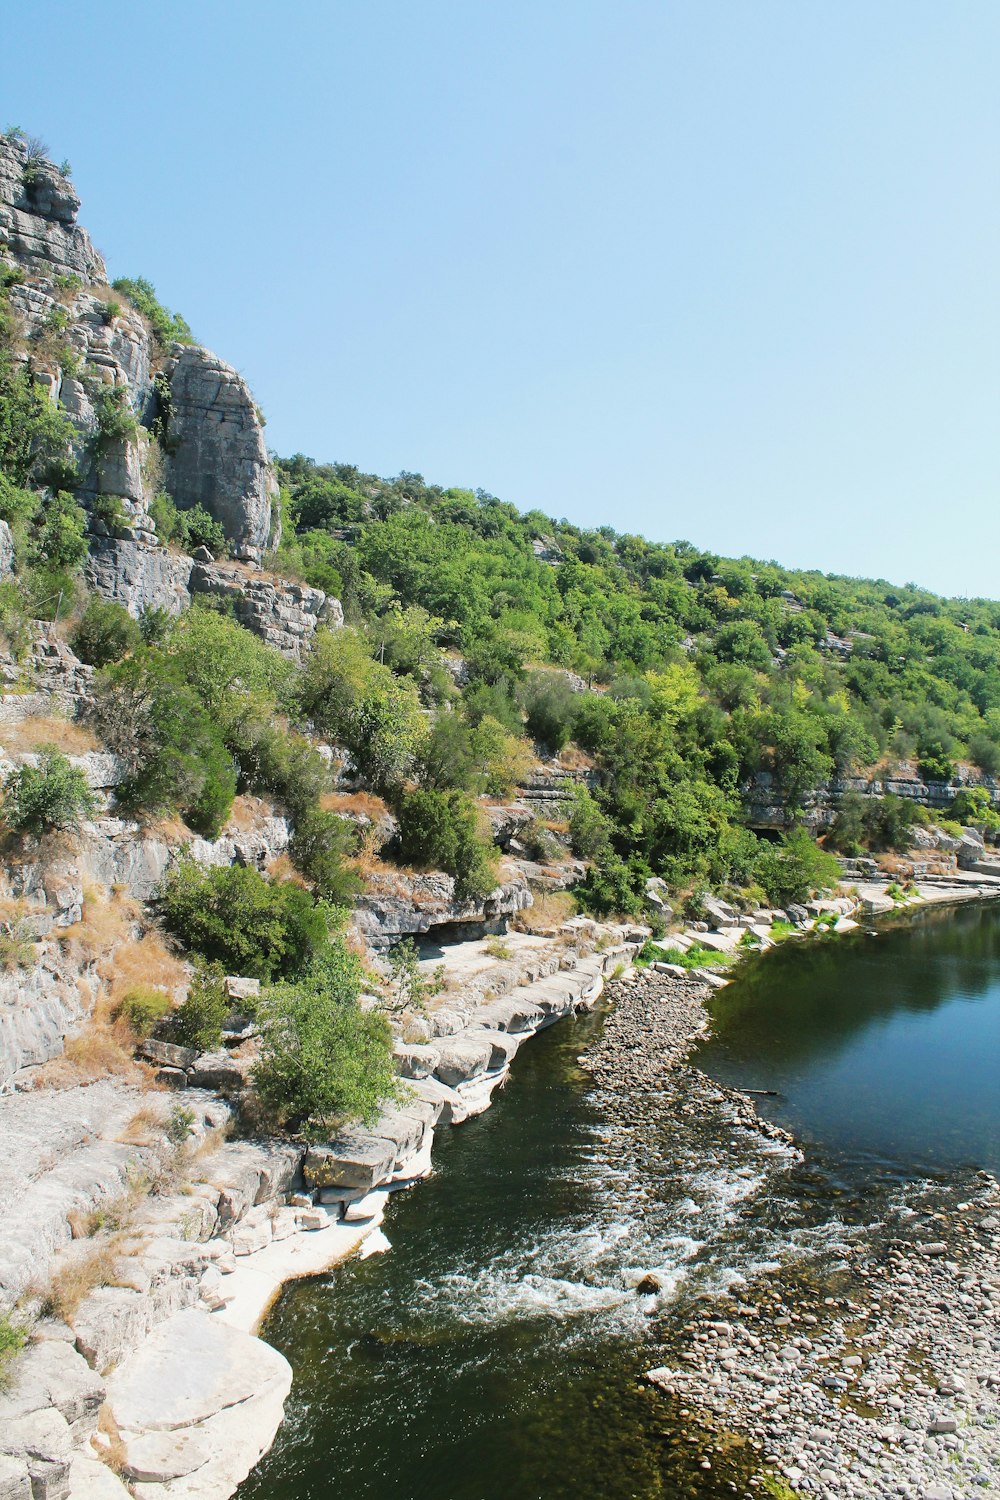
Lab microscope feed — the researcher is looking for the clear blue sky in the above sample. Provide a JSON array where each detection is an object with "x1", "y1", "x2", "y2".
[{"x1": 4, "y1": 3, "x2": 998, "y2": 598}]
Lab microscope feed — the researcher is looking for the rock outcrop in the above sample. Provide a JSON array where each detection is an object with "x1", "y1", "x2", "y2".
[
  {"x1": 0, "y1": 135, "x2": 343, "y2": 645},
  {"x1": 353, "y1": 865, "x2": 533, "y2": 947},
  {"x1": 164, "y1": 348, "x2": 277, "y2": 562},
  {"x1": 0, "y1": 138, "x2": 103, "y2": 281}
]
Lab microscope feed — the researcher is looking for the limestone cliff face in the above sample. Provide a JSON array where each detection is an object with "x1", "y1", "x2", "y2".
[
  {"x1": 0, "y1": 136, "x2": 276, "y2": 555},
  {"x1": 166, "y1": 347, "x2": 278, "y2": 560},
  {"x1": 0, "y1": 135, "x2": 337, "y2": 656}
]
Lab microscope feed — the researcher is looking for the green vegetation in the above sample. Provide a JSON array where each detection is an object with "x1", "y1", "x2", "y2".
[
  {"x1": 0, "y1": 1312, "x2": 27, "y2": 1380},
  {"x1": 253, "y1": 942, "x2": 398, "y2": 1136},
  {"x1": 393, "y1": 787, "x2": 498, "y2": 903},
  {"x1": 171, "y1": 962, "x2": 228, "y2": 1051},
  {"x1": 636, "y1": 939, "x2": 729, "y2": 970},
  {"x1": 70, "y1": 595, "x2": 141, "y2": 666},
  {"x1": 115, "y1": 984, "x2": 173, "y2": 1040},
  {"x1": 158, "y1": 859, "x2": 332, "y2": 982},
  {"x1": 110, "y1": 277, "x2": 194, "y2": 347},
  {"x1": 149, "y1": 491, "x2": 227, "y2": 555},
  {"x1": 2, "y1": 748, "x2": 96, "y2": 836}
]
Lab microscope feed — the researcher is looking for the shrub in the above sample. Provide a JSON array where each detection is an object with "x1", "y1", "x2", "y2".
[
  {"x1": 171, "y1": 962, "x2": 228, "y2": 1051},
  {"x1": 111, "y1": 277, "x2": 194, "y2": 347},
  {"x1": 382, "y1": 938, "x2": 444, "y2": 1014},
  {"x1": 158, "y1": 859, "x2": 331, "y2": 981},
  {"x1": 288, "y1": 806, "x2": 360, "y2": 905},
  {"x1": 567, "y1": 785, "x2": 612, "y2": 860},
  {"x1": 574, "y1": 852, "x2": 644, "y2": 917},
  {"x1": 300, "y1": 628, "x2": 427, "y2": 791},
  {"x1": 115, "y1": 984, "x2": 172, "y2": 1040},
  {"x1": 393, "y1": 787, "x2": 498, "y2": 903},
  {"x1": 967, "y1": 732, "x2": 1000, "y2": 778},
  {"x1": 149, "y1": 491, "x2": 228, "y2": 556},
  {"x1": 91, "y1": 652, "x2": 237, "y2": 836},
  {"x1": 918, "y1": 755, "x2": 954, "y2": 785},
  {"x1": 468, "y1": 715, "x2": 533, "y2": 796},
  {"x1": 252, "y1": 943, "x2": 398, "y2": 1136},
  {"x1": 520, "y1": 671, "x2": 578, "y2": 752},
  {"x1": 754, "y1": 830, "x2": 840, "y2": 907},
  {"x1": 71, "y1": 597, "x2": 141, "y2": 666},
  {"x1": 2, "y1": 747, "x2": 96, "y2": 835},
  {"x1": 242, "y1": 726, "x2": 329, "y2": 819},
  {"x1": 0, "y1": 920, "x2": 36, "y2": 970},
  {"x1": 0, "y1": 1313, "x2": 27, "y2": 1379},
  {"x1": 91, "y1": 384, "x2": 138, "y2": 445},
  {"x1": 28, "y1": 490, "x2": 88, "y2": 569}
]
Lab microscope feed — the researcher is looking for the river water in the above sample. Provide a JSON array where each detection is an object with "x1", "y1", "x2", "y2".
[{"x1": 240, "y1": 901, "x2": 1000, "y2": 1500}]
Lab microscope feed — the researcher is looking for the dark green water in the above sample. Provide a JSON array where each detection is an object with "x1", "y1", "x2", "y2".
[{"x1": 241, "y1": 901, "x2": 1000, "y2": 1500}]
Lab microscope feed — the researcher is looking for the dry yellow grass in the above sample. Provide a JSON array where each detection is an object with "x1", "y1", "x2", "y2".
[
  {"x1": 512, "y1": 890, "x2": 577, "y2": 934},
  {"x1": 103, "y1": 930, "x2": 186, "y2": 1010},
  {"x1": 557, "y1": 745, "x2": 596, "y2": 771},
  {"x1": 143, "y1": 812, "x2": 195, "y2": 844},
  {"x1": 93, "y1": 1405, "x2": 129, "y2": 1477},
  {"x1": 41, "y1": 1242, "x2": 120, "y2": 1321},
  {"x1": 265, "y1": 852, "x2": 309, "y2": 887},
  {"x1": 58, "y1": 886, "x2": 139, "y2": 967},
  {"x1": 224, "y1": 794, "x2": 272, "y2": 833},
  {"x1": 0, "y1": 716, "x2": 101, "y2": 755},
  {"x1": 320, "y1": 790, "x2": 390, "y2": 820}
]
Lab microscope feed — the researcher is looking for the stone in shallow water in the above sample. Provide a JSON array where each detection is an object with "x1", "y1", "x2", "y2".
[{"x1": 105, "y1": 1308, "x2": 290, "y2": 1433}]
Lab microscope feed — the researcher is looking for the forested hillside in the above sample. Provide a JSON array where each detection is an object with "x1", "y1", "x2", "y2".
[{"x1": 271, "y1": 455, "x2": 1000, "y2": 910}]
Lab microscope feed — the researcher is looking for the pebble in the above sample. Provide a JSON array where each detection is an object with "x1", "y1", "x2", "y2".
[{"x1": 599, "y1": 969, "x2": 1000, "y2": 1500}]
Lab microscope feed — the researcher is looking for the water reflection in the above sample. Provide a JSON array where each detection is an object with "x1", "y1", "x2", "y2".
[{"x1": 696, "y1": 900, "x2": 1000, "y2": 1174}]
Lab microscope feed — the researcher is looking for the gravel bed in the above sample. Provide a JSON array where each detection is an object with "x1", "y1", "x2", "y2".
[{"x1": 587, "y1": 968, "x2": 1000, "y2": 1500}]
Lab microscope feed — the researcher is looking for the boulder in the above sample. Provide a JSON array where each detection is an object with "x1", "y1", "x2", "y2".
[
  {"x1": 433, "y1": 1033, "x2": 496, "y2": 1088},
  {"x1": 303, "y1": 1132, "x2": 397, "y2": 1193},
  {"x1": 105, "y1": 1308, "x2": 290, "y2": 1433},
  {"x1": 392, "y1": 1041, "x2": 441, "y2": 1080},
  {"x1": 140, "y1": 1039, "x2": 197, "y2": 1071},
  {"x1": 186, "y1": 1052, "x2": 245, "y2": 1093}
]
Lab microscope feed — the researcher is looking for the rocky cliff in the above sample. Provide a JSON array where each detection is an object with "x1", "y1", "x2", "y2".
[{"x1": 0, "y1": 134, "x2": 337, "y2": 657}]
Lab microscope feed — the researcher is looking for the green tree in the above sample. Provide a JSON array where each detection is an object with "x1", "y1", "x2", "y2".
[
  {"x1": 158, "y1": 859, "x2": 331, "y2": 981},
  {"x1": 252, "y1": 943, "x2": 398, "y2": 1136},
  {"x1": 70, "y1": 596, "x2": 141, "y2": 666},
  {"x1": 300, "y1": 628, "x2": 427, "y2": 790},
  {"x1": 394, "y1": 787, "x2": 498, "y2": 903},
  {"x1": 2, "y1": 747, "x2": 96, "y2": 835}
]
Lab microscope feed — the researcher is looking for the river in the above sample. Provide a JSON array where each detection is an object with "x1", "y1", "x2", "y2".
[{"x1": 239, "y1": 901, "x2": 1000, "y2": 1500}]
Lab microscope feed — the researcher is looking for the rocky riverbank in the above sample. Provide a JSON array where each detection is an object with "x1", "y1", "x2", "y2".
[
  {"x1": 586, "y1": 966, "x2": 1000, "y2": 1500},
  {"x1": 0, "y1": 922, "x2": 644, "y2": 1500}
]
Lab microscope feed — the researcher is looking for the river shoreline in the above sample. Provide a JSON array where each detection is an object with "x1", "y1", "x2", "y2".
[{"x1": 588, "y1": 961, "x2": 1000, "y2": 1500}]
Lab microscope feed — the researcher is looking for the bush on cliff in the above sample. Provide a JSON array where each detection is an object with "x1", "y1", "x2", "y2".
[
  {"x1": 170, "y1": 962, "x2": 229, "y2": 1052},
  {"x1": 288, "y1": 805, "x2": 361, "y2": 905},
  {"x1": 754, "y1": 829, "x2": 841, "y2": 907},
  {"x1": 252, "y1": 942, "x2": 398, "y2": 1136},
  {"x1": 158, "y1": 858, "x2": 331, "y2": 981},
  {"x1": 71, "y1": 596, "x2": 141, "y2": 666},
  {"x1": 299, "y1": 628, "x2": 427, "y2": 791},
  {"x1": 92, "y1": 652, "x2": 237, "y2": 836},
  {"x1": 393, "y1": 787, "x2": 497, "y2": 904},
  {"x1": 2, "y1": 747, "x2": 96, "y2": 836}
]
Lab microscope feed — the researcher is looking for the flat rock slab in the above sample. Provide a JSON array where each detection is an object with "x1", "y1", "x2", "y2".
[
  {"x1": 123, "y1": 1430, "x2": 209, "y2": 1483},
  {"x1": 105, "y1": 1308, "x2": 290, "y2": 1433},
  {"x1": 433, "y1": 1033, "x2": 495, "y2": 1087},
  {"x1": 67, "y1": 1452, "x2": 131, "y2": 1499}
]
